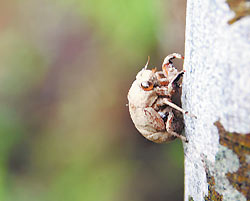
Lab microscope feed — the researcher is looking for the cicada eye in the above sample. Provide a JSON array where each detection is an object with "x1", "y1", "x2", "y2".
[{"x1": 141, "y1": 81, "x2": 154, "y2": 91}]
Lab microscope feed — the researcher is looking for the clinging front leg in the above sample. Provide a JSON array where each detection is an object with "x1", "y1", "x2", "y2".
[{"x1": 162, "y1": 53, "x2": 184, "y2": 77}]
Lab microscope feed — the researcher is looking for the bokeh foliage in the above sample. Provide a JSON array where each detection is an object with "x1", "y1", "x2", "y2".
[{"x1": 0, "y1": 0, "x2": 185, "y2": 201}]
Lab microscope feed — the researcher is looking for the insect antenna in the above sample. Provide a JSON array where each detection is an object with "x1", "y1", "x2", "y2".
[{"x1": 143, "y1": 56, "x2": 150, "y2": 70}]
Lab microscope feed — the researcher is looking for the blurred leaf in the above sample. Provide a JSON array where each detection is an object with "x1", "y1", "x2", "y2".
[
  {"x1": 0, "y1": 31, "x2": 48, "y2": 97},
  {"x1": 56, "y1": 0, "x2": 162, "y2": 64}
]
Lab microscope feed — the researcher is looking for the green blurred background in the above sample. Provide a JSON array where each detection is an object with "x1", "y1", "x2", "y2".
[{"x1": 0, "y1": 0, "x2": 186, "y2": 201}]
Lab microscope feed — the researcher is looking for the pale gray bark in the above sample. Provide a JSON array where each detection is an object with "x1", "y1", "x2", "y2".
[{"x1": 182, "y1": 0, "x2": 250, "y2": 201}]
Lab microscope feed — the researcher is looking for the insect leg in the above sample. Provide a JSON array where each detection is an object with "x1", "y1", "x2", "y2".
[
  {"x1": 156, "y1": 98, "x2": 197, "y2": 118},
  {"x1": 166, "y1": 110, "x2": 188, "y2": 142},
  {"x1": 155, "y1": 71, "x2": 169, "y2": 86},
  {"x1": 162, "y1": 53, "x2": 184, "y2": 76},
  {"x1": 155, "y1": 86, "x2": 171, "y2": 96},
  {"x1": 169, "y1": 70, "x2": 184, "y2": 86},
  {"x1": 146, "y1": 131, "x2": 176, "y2": 143},
  {"x1": 167, "y1": 70, "x2": 185, "y2": 92}
]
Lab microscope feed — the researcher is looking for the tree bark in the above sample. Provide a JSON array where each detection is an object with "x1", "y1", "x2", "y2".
[{"x1": 182, "y1": 0, "x2": 250, "y2": 201}]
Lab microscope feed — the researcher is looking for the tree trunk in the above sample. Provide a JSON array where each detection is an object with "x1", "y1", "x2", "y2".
[{"x1": 182, "y1": 0, "x2": 250, "y2": 201}]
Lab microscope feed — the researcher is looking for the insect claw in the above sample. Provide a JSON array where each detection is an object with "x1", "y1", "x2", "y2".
[{"x1": 186, "y1": 112, "x2": 197, "y2": 119}]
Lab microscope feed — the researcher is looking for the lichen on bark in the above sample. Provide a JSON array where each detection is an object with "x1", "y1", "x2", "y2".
[
  {"x1": 215, "y1": 121, "x2": 250, "y2": 199},
  {"x1": 226, "y1": 0, "x2": 250, "y2": 24}
]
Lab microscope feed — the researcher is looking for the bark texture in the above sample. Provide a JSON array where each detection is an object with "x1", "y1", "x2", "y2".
[{"x1": 182, "y1": 0, "x2": 250, "y2": 201}]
